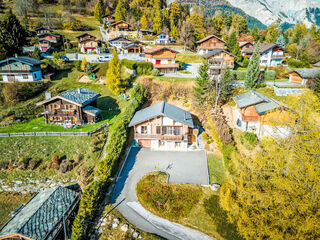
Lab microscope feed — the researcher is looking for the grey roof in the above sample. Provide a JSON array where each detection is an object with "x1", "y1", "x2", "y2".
[
  {"x1": 123, "y1": 43, "x2": 142, "y2": 49},
  {"x1": 129, "y1": 101, "x2": 194, "y2": 128},
  {"x1": 202, "y1": 49, "x2": 237, "y2": 58},
  {"x1": 313, "y1": 61, "x2": 320, "y2": 67},
  {"x1": 196, "y1": 35, "x2": 225, "y2": 44},
  {"x1": 233, "y1": 91, "x2": 285, "y2": 115},
  {"x1": 243, "y1": 43, "x2": 287, "y2": 54},
  {"x1": 0, "y1": 186, "x2": 79, "y2": 240},
  {"x1": 0, "y1": 56, "x2": 43, "y2": 66},
  {"x1": 58, "y1": 88, "x2": 101, "y2": 106},
  {"x1": 294, "y1": 68, "x2": 320, "y2": 79},
  {"x1": 83, "y1": 105, "x2": 102, "y2": 116}
]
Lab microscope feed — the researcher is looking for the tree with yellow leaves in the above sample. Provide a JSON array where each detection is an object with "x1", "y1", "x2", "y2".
[
  {"x1": 106, "y1": 48, "x2": 124, "y2": 95},
  {"x1": 220, "y1": 90, "x2": 320, "y2": 240},
  {"x1": 81, "y1": 58, "x2": 87, "y2": 72}
]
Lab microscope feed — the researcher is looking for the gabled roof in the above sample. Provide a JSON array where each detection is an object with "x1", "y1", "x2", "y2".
[
  {"x1": 123, "y1": 42, "x2": 143, "y2": 49},
  {"x1": 129, "y1": 101, "x2": 194, "y2": 128},
  {"x1": 196, "y1": 35, "x2": 225, "y2": 45},
  {"x1": 202, "y1": 49, "x2": 237, "y2": 58},
  {"x1": 239, "y1": 41, "x2": 254, "y2": 48},
  {"x1": 144, "y1": 46, "x2": 178, "y2": 54},
  {"x1": 37, "y1": 33, "x2": 58, "y2": 38},
  {"x1": 290, "y1": 68, "x2": 320, "y2": 79},
  {"x1": 0, "y1": 57, "x2": 43, "y2": 66},
  {"x1": 312, "y1": 61, "x2": 320, "y2": 67},
  {"x1": 35, "y1": 26, "x2": 51, "y2": 31},
  {"x1": 83, "y1": 105, "x2": 102, "y2": 116},
  {"x1": 76, "y1": 33, "x2": 95, "y2": 39},
  {"x1": 233, "y1": 91, "x2": 286, "y2": 115},
  {"x1": 242, "y1": 43, "x2": 287, "y2": 54},
  {"x1": 109, "y1": 36, "x2": 130, "y2": 42},
  {"x1": 0, "y1": 186, "x2": 79, "y2": 240},
  {"x1": 37, "y1": 88, "x2": 101, "y2": 107},
  {"x1": 110, "y1": 20, "x2": 130, "y2": 27}
]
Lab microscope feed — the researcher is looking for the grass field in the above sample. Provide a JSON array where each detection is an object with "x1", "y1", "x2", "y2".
[
  {"x1": 176, "y1": 51, "x2": 203, "y2": 63},
  {"x1": 0, "y1": 192, "x2": 34, "y2": 228},
  {"x1": 136, "y1": 172, "x2": 243, "y2": 240},
  {"x1": 207, "y1": 154, "x2": 226, "y2": 184},
  {"x1": 153, "y1": 76, "x2": 196, "y2": 82}
]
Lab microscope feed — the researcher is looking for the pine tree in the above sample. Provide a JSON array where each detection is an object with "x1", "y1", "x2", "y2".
[
  {"x1": 153, "y1": 10, "x2": 162, "y2": 35},
  {"x1": 94, "y1": 0, "x2": 104, "y2": 23},
  {"x1": 106, "y1": 49, "x2": 123, "y2": 95},
  {"x1": 105, "y1": 6, "x2": 110, "y2": 15},
  {"x1": 193, "y1": 60, "x2": 209, "y2": 105},
  {"x1": 170, "y1": 19, "x2": 178, "y2": 39},
  {"x1": 226, "y1": 31, "x2": 241, "y2": 60},
  {"x1": 81, "y1": 58, "x2": 87, "y2": 72},
  {"x1": 86, "y1": 62, "x2": 93, "y2": 75},
  {"x1": 313, "y1": 73, "x2": 320, "y2": 95},
  {"x1": 265, "y1": 21, "x2": 279, "y2": 43},
  {"x1": 276, "y1": 34, "x2": 285, "y2": 48},
  {"x1": 0, "y1": 9, "x2": 27, "y2": 60},
  {"x1": 140, "y1": 14, "x2": 148, "y2": 30},
  {"x1": 220, "y1": 67, "x2": 233, "y2": 103},
  {"x1": 32, "y1": 47, "x2": 41, "y2": 60},
  {"x1": 251, "y1": 25, "x2": 260, "y2": 42},
  {"x1": 114, "y1": 0, "x2": 126, "y2": 21},
  {"x1": 245, "y1": 42, "x2": 260, "y2": 90}
]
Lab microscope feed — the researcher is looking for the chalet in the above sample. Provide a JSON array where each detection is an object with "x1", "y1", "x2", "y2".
[
  {"x1": 0, "y1": 57, "x2": 43, "y2": 82},
  {"x1": 0, "y1": 186, "x2": 80, "y2": 240},
  {"x1": 144, "y1": 47, "x2": 179, "y2": 74},
  {"x1": 129, "y1": 101, "x2": 199, "y2": 150},
  {"x1": 36, "y1": 88, "x2": 102, "y2": 125},
  {"x1": 202, "y1": 49, "x2": 236, "y2": 76},
  {"x1": 109, "y1": 20, "x2": 130, "y2": 31},
  {"x1": 103, "y1": 14, "x2": 115, "y2": 26},
  {"x1": 242, "y1": 43, "x2": 287, "y2": 67},
  {"x1": 37, "y1": 33, "x2": 59, "y2": 52},
  {"x1": 108, "y1": 36, "x2": 131, "y2": 50},
  {"x1": 77, "y1": 33, "x2": 100, "y2": 54},
  {"x1": 239, "y1": 41, "x2": 254, "y2": 52},
  {"x1": 233, "y1": 91, "x2": 292, "y2": 138},
  {"x1": 123, "y1": 41, "x2": 146, "y2": 54},
  {"x1": 35, "y1": 26, "x2": 51, "y2": 35},
  {"x1": 196, "y1": 35, "x2": 225, "y2": 55},
  {"x1": 154, "y1": 32, "x2": 170, "y2": 44},
  {"x1": 289, "y1": 69, "x2": 320, "y2": 85},
  {"x1": 139, "y1": 29, "x2": 154, "y2": 38}
]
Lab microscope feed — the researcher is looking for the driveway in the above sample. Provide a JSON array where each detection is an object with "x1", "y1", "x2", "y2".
[{"x1": 111, "y1": 147, "x2": 211, "y2": 240}]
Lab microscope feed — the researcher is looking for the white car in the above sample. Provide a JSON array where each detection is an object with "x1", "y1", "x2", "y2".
[{"x1": 98, "y1": 55, "x2": 111, "y2": 62}]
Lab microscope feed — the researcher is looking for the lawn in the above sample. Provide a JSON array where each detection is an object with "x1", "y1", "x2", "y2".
[
  {"x1": 178, "y1": 69, "x2": 192, "y2": 74},
  {"x1": 176, "y1": 51, "x2": 203, "y2": 63},
  {"x1": 153, "y1": 76, "x2": 196, "y2": 82},
  {"x1": 207, "y1": 154, "x2": 226, "y2": 185},
  {"x1": 136, "y1": 172, "x2": 243, "y2": 240},
  {"x1": 0, "y1": 192, "x2": 35, "y2": 228}
]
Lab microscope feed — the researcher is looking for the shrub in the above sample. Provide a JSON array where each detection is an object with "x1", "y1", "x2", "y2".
[
  {"x1": 121, "y1": 59, "x2": 136, "y2": 70},
  {"x1": 264, "y1": 70, "x2": 276, "y2": 81},
  {"x1": 244, "y1": 132, "x2": 257, "y2": 145},
  {"x1": 59, "y1": 160, "x2": 73, "y2": 173},
  {"x1": 27, "y1": 159, "x2": 40, "y2": 170},
  {"x1": 51, "y1": 153, "x2": 60, "y2": 169},
  {"x1": 242, "y1": 58, "x2": 250, "y2": 68},
  {"x1": 0, "y1": 160, "x2": 9, "y2": 170},
  {"x1": 287, "y1": 58, "x2": 307, "y2": 68},
  {"x1": 151, "y1": 69, "x2": 160, "y2": 76},
  {"x1": 74, "y1": 61, "x2": 82, "y2": 71}
]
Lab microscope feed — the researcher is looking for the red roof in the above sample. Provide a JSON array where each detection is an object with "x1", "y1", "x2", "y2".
[{"x1": 144, "y1": 47, "x2": 178, "y2": 55}]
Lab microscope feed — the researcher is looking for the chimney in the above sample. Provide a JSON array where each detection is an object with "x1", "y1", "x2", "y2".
[
  {"x1": 184, "y1": 112, "x2": 186, "y2": 121},
  {"x1": 45, "y1": 91, "x2": 52, "y2": 100},
  {"x1": 78, "y1": 88, "x2": 81, "y2": 94}
]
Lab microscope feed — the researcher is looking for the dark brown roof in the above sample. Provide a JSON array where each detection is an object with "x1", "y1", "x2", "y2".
[
  {"x1": 110, "y1": 20, "x2": 130, "y2": 27},
  {"x1": 243, "y1": 43, "x2": 287, "y2": 54},
  {"x1": 76, "y1": 33, "x2": 95, "y2": 39},
  {"x1": 144, "y1": 46, "x2": 178, "y2": 54},
  {"x1": 196, "y1": 35, "x2": 225, "y2": 44}
]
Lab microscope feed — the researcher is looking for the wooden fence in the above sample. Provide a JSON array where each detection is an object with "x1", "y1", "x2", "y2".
[{"x1": 0, "y1": 123, "x2": 109, "y2": 138}]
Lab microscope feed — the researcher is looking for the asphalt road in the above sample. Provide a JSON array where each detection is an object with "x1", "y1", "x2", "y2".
[{"x1": 111, "y1": 147, "x2": 211, "y2": 240}]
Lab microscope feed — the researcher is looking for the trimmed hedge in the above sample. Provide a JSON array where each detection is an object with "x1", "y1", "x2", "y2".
[
  {"x1": 121, "y1": 59, "x2": 153, "y2": 76},
  {"x1": 233, "y1": 70, "x2": 276, "y2": 81},
  {"x1": 71, "y1": 84, "x2": 147, "y2": 240}
]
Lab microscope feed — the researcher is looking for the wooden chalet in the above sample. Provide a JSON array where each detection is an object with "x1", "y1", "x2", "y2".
[
  {"x1": 0, "y1": 186, "x2": 80, "y2": 240},
  {"x1": 37, "y1": 33, "x2": 59, "y2": 52},
  {"x1": 202, "y1": 49, "x2": 236, "y2": 76},
  {"x1": 36, "y1": 88, "x2": 102, "y2": 125},
  {"x1": 108, "y1": 36, "x2": 131, "y2": 50},
  {"x1": 109, "y1": 20, "x2": 131, "y2": 31},
  {"x1": 123, "y1": 41, "x2": 146, "y2": 54},
  {"x1": 76, "y1": 33, "x2": 99, "y2": 53},
  {"x1": 144, "y1": 47, "x2": 179, "y2": 74},
  {"x1": 239, "y1": 41, "x2": 254, "y2": 52},
  {"x1": 289, "y1": 69, "x2": 320, "y2": 85},
  {"x1": 35, "y1": 26, "x2": 52, "y2": 35},
  {"x1": 196, "y1": 35, "x2": 225, "y2": 55}
]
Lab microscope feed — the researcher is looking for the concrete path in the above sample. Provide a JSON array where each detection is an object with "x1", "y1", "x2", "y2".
[{"x1": 111, "y1": 147, "x2": 212, "y2": 240}]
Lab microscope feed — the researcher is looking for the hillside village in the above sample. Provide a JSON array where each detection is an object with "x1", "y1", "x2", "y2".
[{"x1": 0, "y1": 0, "x2": 320, "y2": 240}]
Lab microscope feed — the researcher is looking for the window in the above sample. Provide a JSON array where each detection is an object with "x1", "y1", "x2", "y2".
[
  {"x1": 156, "y1": 126, "x2": 161, "y2": 134},
  {"x1": 168, "y1": 127, "x2": 174, "y2": 135},
  {"x1": 162, "y1": 126, "x2": 167, "y2": 135},
  {"x1": 22, "y1": 74, "x2": 28, "y2": 79},
  {"x1": 141, "y1": 126, "x2": 148, "y2": 134},
  {"x1": 174, "y1": 127, "x2": 181, "y2": 135},
  {"x1": 34, "y1": 73, "x2": 37, "y2": 79}
]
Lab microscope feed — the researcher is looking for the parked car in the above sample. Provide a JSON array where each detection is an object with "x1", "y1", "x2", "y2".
[
  {"x1": 61, "y1": 56, "x2": 69, "y2": 61},
  {"x1": 98, "y1": 55, "x2": 111, "y2": 62}
]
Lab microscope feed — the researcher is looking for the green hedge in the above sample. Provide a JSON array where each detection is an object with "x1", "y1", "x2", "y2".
[
  {"x1": 233, "y1": 70, "x2": 276, "y2": 81},
  {"x1": 121, "y1": 59, "x2": 153, "y2": 76},
  {"x1": 71, "y1": 84, "x2": 147, "y2": 240}
]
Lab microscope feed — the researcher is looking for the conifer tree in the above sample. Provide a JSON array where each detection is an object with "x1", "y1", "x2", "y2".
[
  {"x1": 140, "y1": 14, "x2": 148, "y2": 30},
  {"x1": 32, "y1": 47, "x2": 41, "y2": 60},
  {"x1": 220, "y1": 67, "x2": 233, "y2": 103},
  {"x1": 152, "y1": 10, "x2": 162, "y2": 35},
  {"x1": 313, "y1": 73, "x2": 320, "y2": 95},
  {"x1": 193, "y1": 60, "x2": 209, "y2": 105},
  {"x1": 81, "y1": 58, "x2": 87, "y2": 72},
  {"x1": 245, "y1": 42, "x2": 260, "y2": 90},
  {"x1": 276, "y1": 34, "x2": 285, "y2": 48},
  {"x1": 106, "y1": 49, "x2": 123, "y2": 95},
  {"x1": 105, "y1": 6, "x2": 110, "y2": 15},
  {"x1": 170, "y1": 19, "x2": 178, "y2": 39},
  {"x1": 94, "y1": 0, "x2": 104, "y2": 23},
  {"x1": 226, "y1": 31, "x2": 241, "y2": 60},
  {"x1": 251, "y1": 25, "x2": 260, "y2": 42},
  {"x1": 114, "y1": 0, "x2": 126, "y2": 21}
]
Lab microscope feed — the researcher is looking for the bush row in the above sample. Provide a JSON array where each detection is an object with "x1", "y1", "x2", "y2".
[
  {"x1": 121, "y1": 59, "x2": 153, "y2": 76},
  {"x1": 233, "y1": 70, "x2": 276, "y2": 81},
  {"x1": 71, "y1": 84, "x2": 147, "y2": 240}
]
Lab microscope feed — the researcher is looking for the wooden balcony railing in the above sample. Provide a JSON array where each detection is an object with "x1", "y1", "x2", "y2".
[{"x1": 134, "y1": 133, "x2": 184, "y2": 141}]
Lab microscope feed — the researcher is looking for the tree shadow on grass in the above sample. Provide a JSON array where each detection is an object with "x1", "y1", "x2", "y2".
[{"x1": 204, "y1": 194, "x2": 243, "y2": 240}]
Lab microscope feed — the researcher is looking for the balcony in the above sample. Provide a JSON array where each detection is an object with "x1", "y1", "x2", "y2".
[
  {"x1": 271, "y1": 53, "x2": 284, "y2": 59},
  {"x1": 208, "y1": 61, "x2": 234, "y2": 69},
  {"x1": 134, "y1": 133, "x2": 184, "y2": 141}
]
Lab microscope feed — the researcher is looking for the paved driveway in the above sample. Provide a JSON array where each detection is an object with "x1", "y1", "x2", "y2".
[{"x1": 111, "y1": 148, "x2": 210, "y2": 240}]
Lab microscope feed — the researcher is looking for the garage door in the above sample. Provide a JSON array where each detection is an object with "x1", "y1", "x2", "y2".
[{"x1": 138, "y1": 139, "x2": 151, "y2": 147}]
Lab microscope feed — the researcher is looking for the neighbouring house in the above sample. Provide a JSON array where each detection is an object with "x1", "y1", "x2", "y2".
[
  {"x1": 77, "y1": 33, "x2": 100, "y2": 54},
  {"x1": 108, "y1": 36, "x2": 131, "y2": 51},
  {"x1": 109, "y1": 20, "x2": 131, "y2": 31},
  {"x1": 35, "y1": 26, "x2": 52, "y2": 35},
  {"x1": 122, "y1": 41, "x2": 146, "y2": 54},
  {"x1": 233, "y1": 91, "x2": 293, "y2": 138},
  {"x1": 0, "y1": 186, "x2": 80, "y2": 240},
  {"x1": 36, "y1": 88, "x2": 102, "y2": 125},
  {"x1": 289, "y1": 69, "x2": 320, "y2": 85},
  {"x1": 313, "y1": 61, "x2": 320, "y2": 68},
  {"x1": 242, "y1": 43, "x2": 287, "y2": 67},
  {"x1": 144, "y1": 47, "x2": 179, "y2": 74},
  {"x1": 129, "y1": 101, "x2": 199, "y2": 150},
  {"x1": 37, "y1": 33, "x2": 59, "y2": 52},
  {"x1": 196, "y1": 35, "x2": 226, "y2": 55},
  {"x1": 103, "y1": 14, "x2": 115, "y2": 26},
  {"x1": 139, "y1": 29, "x2": 154, "y2": 38},
  {"x1": 202, "y1": 49, "x2": 236, "y2": 76},
  {"x1": 239, "y1": 41, "x2": 254, "y2": 52},
  {"x1": 154, "y1": 32, "x2": 170, "y2": 45},
  {"x1": 0, "y1": 56, "x2": 43, "y2": 82}
]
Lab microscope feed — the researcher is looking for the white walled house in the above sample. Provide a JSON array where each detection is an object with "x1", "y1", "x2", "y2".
[
  {"x1": 242, "y1": 43, "x2": 287, "y2": 67},
  {"x1": 129, "y1": 101, "x2": 199, "y2": 150},
  {"x1": 108, "y1": 36, "x2": 131, "y2": 51},
  {"x1": 0, "y1": 57, "x2": 43, "y2": 82}
]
